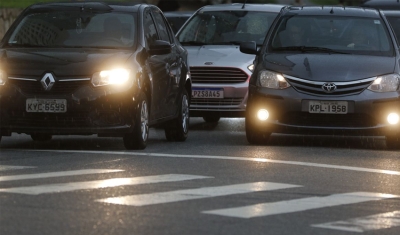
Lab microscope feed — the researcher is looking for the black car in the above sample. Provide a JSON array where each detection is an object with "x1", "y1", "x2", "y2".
[
  {"x1": 241, "y1": 6, "x2": 400, "y2": 149},
  {"x1": 360, "y1": 0, "x2": 400, "y2": 10},
  {"x1": 164, "y1": 11, "x2": 194, "y2": 34},
  {"x1": 0, "y1": 2, "x2": 192, "y2": 150}
]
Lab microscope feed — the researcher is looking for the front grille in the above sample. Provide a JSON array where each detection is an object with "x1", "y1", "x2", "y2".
[
  {"x1": 284, "y1": 75, "x2": 375, "y2": 97},
  {"x1": 191, "y1": 98, "x2": 243, "y2": 107},
  {"x1": 190, "y1": 67, "x2": 249, "y2": 84},
  {"x1": 279, "y1": 112, "x2": 378, "y2": 128},
  {"x1": 7, "y1": 78, "x2": 91, "y2": 95}
]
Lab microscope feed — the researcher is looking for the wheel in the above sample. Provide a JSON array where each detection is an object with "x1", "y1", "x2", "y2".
[
  {"x1": 165, "y1": 89, "x2": 189, "y2": 142},
  {"x1": 123, "y1": 92, "x2": 149, "y2": 150},
  {"x1": 245, "y1": 111, "x2": 271, "y2": 145},
  {"x1": 31, "y1": 134, "x2": 52, "y2": 141},
  {"x1": 386, "y1": 135, "x2": 400, "y2": 150},
  {"x1": 203, "y1": 115, "x2": 220, "y2": 123}
]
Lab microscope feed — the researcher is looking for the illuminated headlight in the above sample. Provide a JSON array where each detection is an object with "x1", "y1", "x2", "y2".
[
  {"x1": 387, "y1": 113, "x2": 399, "y2": 125},
  {"x1": 367, "y1": 74, "x2": 399, "y2": 92},
  {"x1": 247, "y1": 64, "x2": 255, "y2": 72},
  {"x1": 258, "y1": 70, "x2": 291, "y2": 89},
  {"x1": 257, "y1": 109, "x2": 269, "y2": 121},
  {"x1": 0, "y1": 70, "x2": 6, "y2": 85},
  {"x1": 92, "y1": 69, "x2": 131, "y2": 87}
]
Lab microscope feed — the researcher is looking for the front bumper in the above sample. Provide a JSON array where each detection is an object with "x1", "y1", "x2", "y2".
[
  {"x1": 0, "y1": 81, "x2": 139, "y2": 136},
  {"x1": 247, "y1": 85, "x2": 400, "y2": 136}
]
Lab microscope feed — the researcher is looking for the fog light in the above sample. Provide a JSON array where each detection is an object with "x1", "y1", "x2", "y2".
[
  {"x1": 387, "y1": 113, "x2": 399, "y2": 125},
  {"x1": 257, "y1": 109, "x2": 269, "y2": 121}
]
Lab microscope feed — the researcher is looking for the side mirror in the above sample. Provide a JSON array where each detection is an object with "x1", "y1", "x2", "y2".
[
  {"x1": 240, "y1": 41, "x2": 258, "y2": 55},
  {"x1": 149, "y1": 40, "x2": 172, "y2": 55}
]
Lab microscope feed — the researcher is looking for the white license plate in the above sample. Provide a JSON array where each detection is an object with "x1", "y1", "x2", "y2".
[
  {"x1": 192, "y1": 88, "x2": 224, "y2": 99},
  {"x1": 309, "y1": 101, "x2": 348, "y2": 114},
  {"x1": 26, "y1": 99, "x2": 67, "y2": 113}
]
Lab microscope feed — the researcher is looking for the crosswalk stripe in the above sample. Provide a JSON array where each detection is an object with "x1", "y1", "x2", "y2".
[
  {"x1": 311, "y1": 210, "x2": 400, "y2": 233},
  {"x1": 203, "y1": 192, "x2": 400, "y2": 219},
  {"x1": 0, "y1": 174, "x2": 211, "y2": 195},
  {"x1": 0, "y1": 165, "x2": 36, "y2": 171},
  {"x1": 96, "y1": 182, "x2": 301, "y2": 206},
  {"x1": 0, "y1": 169, "x2": 124, "y2": 182}
]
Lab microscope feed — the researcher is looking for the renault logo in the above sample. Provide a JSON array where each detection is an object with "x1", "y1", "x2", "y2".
[
  {"x1": 41, "y1": 73, "x2": 55, "y2": 91},
  {"x1": 321, "y1": 82, "x2": 337, "y2": 93}
]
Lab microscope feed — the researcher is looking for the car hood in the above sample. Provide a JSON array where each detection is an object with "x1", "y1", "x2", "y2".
[
  {"x1": 0, "y1": 48, "x2": 133, "y2": 77},
  {"x1": 263, "y1": 53, "x2": 396, "y2": 82},
  {"x1": 186, "y1": 45, "x2": 254, "y2": 68}
]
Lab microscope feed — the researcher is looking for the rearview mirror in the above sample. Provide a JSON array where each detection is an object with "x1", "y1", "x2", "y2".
[
  {"x1": 149, "y1": 40, "x2": 172, "y2": 55},
  {"x1": 240, "y1": 41, "x2": 258, "y2": 55}
]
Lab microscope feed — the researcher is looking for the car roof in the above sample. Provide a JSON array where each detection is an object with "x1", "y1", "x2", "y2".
[
  {"x1": 27, "y1": 1, "x2": 147, "y2": 13},
  {"x1": 164, "y1": 11, "x2": 195, "y2": 17},
  {"x1": 198, "y1": 3, "x2": 286, "y2": 13},
  {"x1": 382, "y1": 10, "x2": 400, "y2": 16},
  {"x1": 360, "y1": 0, "x2": 400, "y2": 10},
  {"x1": 281, "y1": 6, "x2": 381, "y2": 18}
]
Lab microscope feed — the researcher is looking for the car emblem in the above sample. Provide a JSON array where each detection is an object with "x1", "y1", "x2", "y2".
[
  {"x1": 204, "y1": 62, "x2": 213, "y2": 65},
  {"x1": 41, "y1": 73, "x2": 55, "y2": 91},
  {"x1": 321, "y1": 82, "x2": 337, "y2": 93}
]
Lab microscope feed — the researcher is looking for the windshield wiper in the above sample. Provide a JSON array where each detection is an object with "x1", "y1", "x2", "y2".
[
  {"x1": 274, "y1": 46, "x2": 349, "y2": 54},
  {"x1": 180, "y1": 41, "x2": 208, "y2": 46}
]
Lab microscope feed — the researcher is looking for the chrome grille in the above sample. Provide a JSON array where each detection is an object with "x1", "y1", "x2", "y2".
[
  {"x1": 190, "y1": 67, "x2": 249, "y2": 84},
  {"x1": 7, "y1": 77, "x2": 91, "y2": 95},
  {"x1": 284, "y1": 75, "x2": 375, "y2": 96},
  {"x1": 191, "y1": 98, "x2": 243, "y2": 107}
]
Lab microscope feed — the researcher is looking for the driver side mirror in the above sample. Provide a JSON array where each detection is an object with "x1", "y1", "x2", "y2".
[
  {"x1": 240, "y1": 41, "x2": 258, "y2": 55},
  {"x1": 149, "y1": 40, "x2": 172, "y2": 55}
]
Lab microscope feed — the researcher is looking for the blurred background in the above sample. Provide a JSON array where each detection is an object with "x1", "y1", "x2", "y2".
[{"x1": 0, "y1": 0, "x2": 365, "y2": 39}]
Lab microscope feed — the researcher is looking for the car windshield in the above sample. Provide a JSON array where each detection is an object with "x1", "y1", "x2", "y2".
[
  {"x1": 269, "y1": 15, "x2": 394, "y2": 56},
  {"x1": 7, "y1": 11, "x2": 136, "y2": 48},
  {"x1": 177, "y1": 10, "x2": 278, "y2": 46}
]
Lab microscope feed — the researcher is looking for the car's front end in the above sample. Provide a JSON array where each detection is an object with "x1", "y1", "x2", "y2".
[{"x1": 243, "y1": 7, "x2": 400, "y2": 148}]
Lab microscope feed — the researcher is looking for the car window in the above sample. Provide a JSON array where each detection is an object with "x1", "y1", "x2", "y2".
[
  {"x1": 152, "y1": 9, "x2": 172, "y2": 43},
  {"x1": 386, "y1": 16, "x2": 400, "y2": 46},
  {"x1": 269, "y1": 15, "x2": 394, "y2": 56},
  {"x1": 8, "y1": 11, "x2": 136, "y2": 48},
  {"x1": 177, "y1": 11, "x2": 278, "y2": 45},
  {"x1": 144, "y1": 10, "x2": 158, "y2": 46}
]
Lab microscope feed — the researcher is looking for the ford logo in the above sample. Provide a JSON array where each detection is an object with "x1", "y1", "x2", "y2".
[{"x1": 321, "y1": 83, "x2": 337, "y2": 93}]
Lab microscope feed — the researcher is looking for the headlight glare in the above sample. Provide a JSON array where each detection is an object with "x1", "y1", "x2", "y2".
[
  {"x1": 258, "y1": 70, "x2": 291, "y2": 89},
  {"x1": 368, "y1": 74, "x2": 399, "y2": 92},
  {"x1": 92, "y1": 69, "x2": 131, "y2": 87},
  {"x1": 0, "y1": 70, "x2": 6, "y2": 85}
]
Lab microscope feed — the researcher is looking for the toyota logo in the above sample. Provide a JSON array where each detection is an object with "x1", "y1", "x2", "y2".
[{"x1": 321, "y1": 82, "x2": 337, "y2": 93}]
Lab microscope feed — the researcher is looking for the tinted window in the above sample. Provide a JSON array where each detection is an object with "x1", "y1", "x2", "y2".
[
  {"x1": 177, "y1": 11, "x2": 278, "y2": 45},
  {"x1": 152, "y1": 10, "x2": 172, "y2": 43},
  {"x1": 386, "y1": 16, "x2": 400, "y2": 46},
  {"x1": 8, "y1": 11, "x2": 135, "y2": 48},
  {"x1": 269, "y1": 16, "x2": 394, "y2": 56},
  {"x1": 144, "y1": 10, "x2": 158, "y2": 46}
]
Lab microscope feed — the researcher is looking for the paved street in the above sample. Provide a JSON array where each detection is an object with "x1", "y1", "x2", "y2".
[{"x1": 0, "y1": 118, "x2": 399, "y2": 235}]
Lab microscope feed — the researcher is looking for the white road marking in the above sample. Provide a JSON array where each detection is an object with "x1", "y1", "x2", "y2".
[
  {"x1": 97, "y1": 182, "x2": 301, "y2": 206},
  {"x1": 0, "y1": 174, "x2": 212, "y2": 195},
  {"x1": 0, "y1": 169, "x2": 124, "y2": 182},
  {"x1": 30, "y1": 150, "x2": 400, "y2": 176},
  {"x1": 0, "y1": 165, "x2": 36, "y2": 171},
  {"x1": 312, "y1": 210, "x2": 400, "y2": 233},
  {"x1": 203, "y1": 192, "x2": 399, "y2": 219}
]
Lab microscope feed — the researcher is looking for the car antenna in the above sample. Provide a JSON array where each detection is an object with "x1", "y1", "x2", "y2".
[{"x1": 242, "y1": 0, "x2": 247, "y2": 9}]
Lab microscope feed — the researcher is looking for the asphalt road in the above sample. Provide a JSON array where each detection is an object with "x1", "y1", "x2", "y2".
[{"x1": 0, "y1": 117, "x2": 399, "y2": 235}]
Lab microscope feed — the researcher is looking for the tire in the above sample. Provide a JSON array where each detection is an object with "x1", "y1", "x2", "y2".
[
  {"x1": 123, "y1": 91, "x2": 149, "y2": 150},
  {"x1": 31, "y1": 134, "x2": 52, "y2": 141},
  {"x1": 386, "y1": 135, "x2": 400, "y2": 150},
  {"x1": 165, "y1": 89, "x2": 189, "y2": 142},
  {"x1": 245, "y1": 111, "x2": 271, "y2": 145},
  {"x1": 203, "y1": 115, "x2": 220, "y2": 123}
]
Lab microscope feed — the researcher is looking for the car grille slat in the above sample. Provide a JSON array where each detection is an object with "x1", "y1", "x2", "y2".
[
  {"x1": 285, "y1": 76, "x2": 374, "y2": 96},
  {"x1": 191, "y1": 98, "x2": 243, "y2": 106},
  {"x1": 279, "y1": 112, "x2": 378, "y2": 128},
  {"x1": 190, "y1": 67, "x2": 248, "y2": 84},
  {"x1": 8, "y1": 78, "x2": 91, "y2": 95}
]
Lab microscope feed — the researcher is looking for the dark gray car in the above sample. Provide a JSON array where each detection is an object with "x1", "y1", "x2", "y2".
[{"x1": 241, "y1": 6, "x2": 400, "y2": 149}]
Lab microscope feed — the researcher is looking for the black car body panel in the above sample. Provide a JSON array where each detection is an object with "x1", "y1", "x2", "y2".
[{"x1": 0, "y1": 2, "x2": 191, "y2": 149}]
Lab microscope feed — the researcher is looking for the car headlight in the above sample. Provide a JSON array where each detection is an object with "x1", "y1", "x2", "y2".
[
  {"x1": 367, "y1": 74, "x2": 399, "y2": 92},
  {"x1": 92, "y1": 69, "x2": 131, "y2": 87},
  {"x1": 0, "y1": 70, "x2": 6, "y2": 85},
  {"x1": 247, "y1": 64, "x2": 254, "y2": 73},
  {"x1": 258, "y1": 70, "x2": 291, "y2": 89}
]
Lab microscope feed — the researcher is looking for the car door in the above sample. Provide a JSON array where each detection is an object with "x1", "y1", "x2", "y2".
[{"x1": 151, "y1": 8, "x2": 179, "y2": 118}]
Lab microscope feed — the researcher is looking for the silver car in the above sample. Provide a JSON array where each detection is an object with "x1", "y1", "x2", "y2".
[{"x1": 177, "y1": 3, "x2": 284, "y2": 122}]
